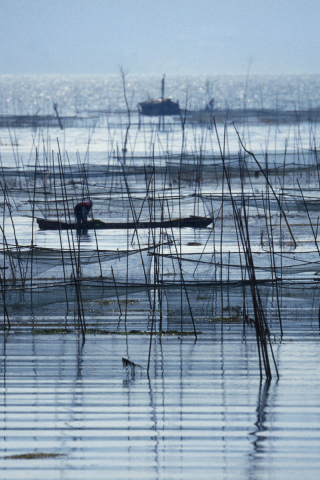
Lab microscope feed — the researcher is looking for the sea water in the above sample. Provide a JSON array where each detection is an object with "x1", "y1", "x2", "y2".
[
  {"x1": 0, "y1": 74, "x2": 320, "y2": 479},
  {"x1": 1, "y1": 74, "x2": 320, "y2": 115},
  {"x1": 1, "y1": 307, "x2": 320, "y2": 480}
]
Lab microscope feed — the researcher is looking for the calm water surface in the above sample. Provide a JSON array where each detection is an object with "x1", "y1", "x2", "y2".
[
  {"x1": 1, "y1": 74, "x2": 320, "y2": 479},
  {"x1": 1, "y1": 311, "x2": 320, "y2": 480}
]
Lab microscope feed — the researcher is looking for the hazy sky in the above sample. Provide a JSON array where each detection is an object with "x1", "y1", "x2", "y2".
[{"x1": 1, "y1": 0, "x2": 319, "y2": 76}]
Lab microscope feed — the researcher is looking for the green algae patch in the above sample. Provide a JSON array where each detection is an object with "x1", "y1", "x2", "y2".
[
  {"x1": 205, "y1": 315, "x2": 241, "y2": 323},
  {"x1": 87, "y1": 329, "x2": 201, "y2": 336},
  {"x1": 161, "y1": 330, "x2": 200, "y2": 336},
  {"x1": 32, "y1": 328, "x2": 74, "y2": 335},
  {"x1": 31, "y1": 328, "x2": 201, "y2": 336},
  {"x1": 96, "y1": 299, "x2": 117, "y2": 306},
  {"x1": 4, "y1": 452, "x2": 66, "y2": 459},
  {"x1": 118, "y1": 299, "x2": 141, "y2": 305}
]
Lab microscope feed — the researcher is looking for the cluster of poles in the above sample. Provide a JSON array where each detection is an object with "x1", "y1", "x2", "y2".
[{"x1": 1, "y1": 106, "x2": 320, "y2": 380}]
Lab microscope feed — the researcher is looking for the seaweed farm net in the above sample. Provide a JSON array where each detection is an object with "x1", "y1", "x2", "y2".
[
  {"x1": 0, "y1": 117, "x2": 320, "y2": 348},
  {"x1": 1, "y1": 245, "x2": 153, "y2": 280},
  {"x1": 2, "y1": 77, "x2": 320, "y2": 480}
]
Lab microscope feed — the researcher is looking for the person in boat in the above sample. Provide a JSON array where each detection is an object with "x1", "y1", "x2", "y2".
[
  {"x1": 74, "y1": 200, "x2": 93, "y2": 228},
  {"x1": 205, "y1": 98, "x2": 214, "y2": 112}
]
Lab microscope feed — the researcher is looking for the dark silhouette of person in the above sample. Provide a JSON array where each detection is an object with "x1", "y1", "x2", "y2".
[
  {"x1": 205, "y1": 98, "x2": 214, "y2": 112},
  {"x1": 74, "y1": 200, "x2": 93, "y2": 228}
]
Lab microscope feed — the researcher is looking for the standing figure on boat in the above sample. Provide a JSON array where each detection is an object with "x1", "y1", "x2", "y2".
[
  {"x1": 74, "y1": 200, "x2": 93, "y2": 228},
  {"x1": 205, "y1": 98, "x2": 214, "y2": 112}
]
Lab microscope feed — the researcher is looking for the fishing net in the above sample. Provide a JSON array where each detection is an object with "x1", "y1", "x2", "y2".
[
  {"x1": 1, "y1": 245, "x2": 153, "y2": 282},
  {"x1": 0, "y1": 279, "x2": 152, "y2": 312}
]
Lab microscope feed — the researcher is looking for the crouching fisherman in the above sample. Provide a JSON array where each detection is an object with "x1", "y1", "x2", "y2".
[{"x1": 74, "y1": 200, "x2": 93, "y2": 229}]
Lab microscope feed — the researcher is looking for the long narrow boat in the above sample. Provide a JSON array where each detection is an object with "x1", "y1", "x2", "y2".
[{"x1": 37, "y1": 215, "x2": 213, "y2": 231}]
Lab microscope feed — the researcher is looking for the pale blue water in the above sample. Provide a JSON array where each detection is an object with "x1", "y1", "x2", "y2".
[
  {"x1": 1, "y1": 74, "x2": 320, "y2": 116},
  {"x1": 0, "y1": 74, "x2": 320, "y2": 479},
  {"x1": 1, "y1": 304, "x2": 320, "y2": 480}
]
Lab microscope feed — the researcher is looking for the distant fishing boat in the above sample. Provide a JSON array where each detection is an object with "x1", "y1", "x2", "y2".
[
  {"x1": 37, "y1": 215, "x2": 213, "y2": 231},
  {"x1": 138, "y1": 74, "x2": 180, "y2": 116},
  {"x1": 138, "y1": 98, "x2": 181, "y2": 116}
]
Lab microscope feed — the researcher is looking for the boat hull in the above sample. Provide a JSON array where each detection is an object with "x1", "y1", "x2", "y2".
[
  {"x1": 138, "y1": 98, "x2": 180, "y2": 116},
  {"x1": 37, "y1": 216, "x2": 213, "y2": 231}
]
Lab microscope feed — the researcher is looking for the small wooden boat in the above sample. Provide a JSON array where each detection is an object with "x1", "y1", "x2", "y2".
[
  {"x1": 138, "y1": 76, "x2": 180, "y2": 117},
  {"x1": 37, "y1": 215, "x2": 213, "y2": 231},
  {"x1": 138, "y1": 98, "x2": 181, "y2": 116}
]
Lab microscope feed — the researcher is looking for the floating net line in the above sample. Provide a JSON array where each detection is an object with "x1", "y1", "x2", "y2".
[
  {"x1": 164, "y1": 280, "x2": 320, "y2": 332},
  {"x1": 4, "y1": 178, "x2": 319, "y2": 225},
  {"x1": 153, "y1": 248, "x2": 320, "y2": 283},
  {"x1": 1, "y1": 150, "x2": 319, "y2": 230},
  {"x1": 0, "y1": 279, "x2": 153, "y2": 311},
  {"x1": 1, "y1": 245, "x2": 153, "y2": 281}
]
